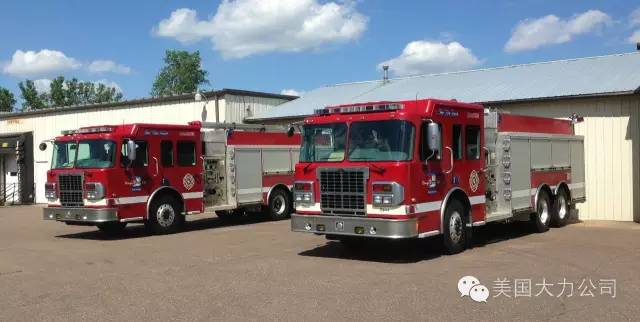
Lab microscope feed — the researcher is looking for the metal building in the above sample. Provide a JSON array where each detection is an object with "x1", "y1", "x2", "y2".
[
  {"x1": 249, "y1": 52, "x2": 640, "y2": 222},
  {"x1": 0, "y1": 89, "x2": 295, "y2": 204}
]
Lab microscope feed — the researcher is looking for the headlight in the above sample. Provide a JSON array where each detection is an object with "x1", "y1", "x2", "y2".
[
  {"x1": 293, "y1": 181, "x2": 314, "y2": 205},
  {"x1": 84, "y1": 182, "x2": 105, "y2": 200},
  {"x1": 372, "y1": 182, "x2": 404, "y2": 207},
  {"x1": 44, "y1": 182, "x2": 57, "y2": 200}
]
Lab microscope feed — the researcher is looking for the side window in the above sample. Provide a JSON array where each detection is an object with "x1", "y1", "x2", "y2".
[
  {"x1": 161, "y1": 141, "x2": 173, "y2": 167},
  {"x1": 121, "y1": 140, "x2": 148, "y2": 167},
  {"x1": 466, "y1": 125, "x2": 481, "y2": 160},
  {"x1": 452, "y1": 124, "x2": 463, "y2": 160},
  {"x1": 177, "y1": 141, "x2": 196, "y2": 166},
  {"x1": 420, "y1": 122, "x2": 441, "y2": 160}
]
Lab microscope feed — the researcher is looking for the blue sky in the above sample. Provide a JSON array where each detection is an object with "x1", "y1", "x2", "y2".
[{"x1": 1, "y1": 0, "x2": 639, "y2": 103}]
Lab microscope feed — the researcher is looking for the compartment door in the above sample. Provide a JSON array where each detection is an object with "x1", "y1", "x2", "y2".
[{"x1": 235, "y1": 148, "x2": 263, "y2": 204}]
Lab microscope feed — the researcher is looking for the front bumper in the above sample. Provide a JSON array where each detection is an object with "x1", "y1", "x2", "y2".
[
  {"x1": 291, "y1": 213, "x2": 418, "y2": 239},
  {"x1": 43, "y1": 207, "x2": 118, "y2": 224}
]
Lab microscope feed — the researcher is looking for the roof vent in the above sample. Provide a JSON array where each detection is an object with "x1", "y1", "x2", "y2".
[{"x1": 382, "y1": 65, "x2": 389, "y2": 84}]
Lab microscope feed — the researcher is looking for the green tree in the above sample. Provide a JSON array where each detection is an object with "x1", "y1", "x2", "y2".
[
  {"x1": 49, "y1": 76, "x2": 66, "y2": 107},
  {"x1": 151, "y1": 50, "x2": 209, "y2": 97},
  {"x1": 0, "y1": 87, "x2": 16, "y2": 112},
  {"x1": 18, "y1": 80, "x2": 47, "y2": 110}
]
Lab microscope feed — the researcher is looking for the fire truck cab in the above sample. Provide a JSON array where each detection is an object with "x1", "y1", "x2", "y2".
[
  {"x1": 42, "y1": 122, "x2": 300, "y2": 235},
  {"x1": 291, "y1": 99, "x2": 585, "y2": 254}
]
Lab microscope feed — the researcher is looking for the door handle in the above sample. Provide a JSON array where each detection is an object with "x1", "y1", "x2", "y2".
[
  {"x1": 443, "y1": 146, "x2": 453, "y2": 174},
  {"x1": 152, "y1": 157, "x2": 159, "y2": 177}
]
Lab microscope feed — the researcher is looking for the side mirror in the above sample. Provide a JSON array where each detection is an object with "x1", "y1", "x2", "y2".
[
  {"x1": 427, "y1": 122, "x2": 441, "y2": 160},
  {"x1": 38, "y1": 142, "x2": 47, "y2": 151},
  {"x1": 126, "y1": 140, "x2": 136, "y2": 162},
  {"x1": 287, "y1": 126, "x2": 295, "y2": 137}
]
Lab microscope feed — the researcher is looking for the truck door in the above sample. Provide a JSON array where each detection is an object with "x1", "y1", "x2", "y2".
[{"x1": 437, "y1": 106, "x2": 485, "y2": 222}]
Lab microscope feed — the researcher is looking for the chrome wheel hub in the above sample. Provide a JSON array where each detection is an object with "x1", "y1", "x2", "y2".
[
  {"x1": 449, "y1": 211, "x2": 463, "y2": 244},
  {"x1": 272, "y1": 195, "x2": 286, "y2": 216},
  {"x1": 156, "y1": 204, "x2": 175, "y2": 227},
  {"x1": 538, "y1": 200, "x2": 549, "y2": 224},
  {"x1": 558, "y1": 196, "x2": 568, "y2": 220}
]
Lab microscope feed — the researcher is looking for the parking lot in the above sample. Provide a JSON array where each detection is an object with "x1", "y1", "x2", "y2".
[{"x1": 1, "y1": 205, "x2": 639, "y2": 321}]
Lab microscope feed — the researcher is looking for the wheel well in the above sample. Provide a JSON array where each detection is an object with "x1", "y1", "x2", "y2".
[
  {"x1": 267, "y1": 184, "x2": 291, "y2": 202},
  {"x1": 146, "y1": 187, "x2": 184, "y2": 218},
  {"x1": 556, "y1": 182, "x2": 571, "y2": 200},
  {"x1": 441, "y1": 189, "x2": 472, "y2": 232},
  {"x1": 534, "y1": 184, "x2": 553, "y2": 208}
]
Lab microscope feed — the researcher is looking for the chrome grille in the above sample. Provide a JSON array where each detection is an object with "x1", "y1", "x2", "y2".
[
  {"x1": 318, "y1": 168, "x2": 368, "y2": 216},
  {"x1": 58, "y1": 174, "x2": 84, "y2": 207}
]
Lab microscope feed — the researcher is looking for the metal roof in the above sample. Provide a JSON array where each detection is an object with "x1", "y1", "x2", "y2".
[
  {"x1": 0, "y1": 88, "x2": 296, "y2": 120},
  {"x1": 251, "y1": 52, "x2": 640, "y2": 121}
]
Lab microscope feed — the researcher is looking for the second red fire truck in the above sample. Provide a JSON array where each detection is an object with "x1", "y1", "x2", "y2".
[
  {"x1": 291, "y1": 99, "x2": 585, "y2": 254},
  {"x1": 42, "y1": 122, "x2": 300, "y2": 235}
]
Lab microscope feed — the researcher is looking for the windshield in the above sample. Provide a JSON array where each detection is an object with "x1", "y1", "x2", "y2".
[
  {"x1": 51, "y1": 140, "x2": 116, "y2": 169},
  {"x1": 300, "y1": 123, "x2": 347, "y2": 162},
  {"x1": 348, "y1": 120, "x2": 415, "y2": 161},
  {"x1": 51, "y1": 141, "x2": 77, "y2": 169}
]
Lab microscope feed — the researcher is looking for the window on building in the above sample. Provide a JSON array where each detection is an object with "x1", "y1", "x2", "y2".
[
  {"x1": 452, "y1": 124, "x2": 463, "y2": 160},
  {"x1": 161, "y1": 141, "x2": 173, "y2": 167},
  {"x1": 466, "y1": 125, "x2": 481, "y2": 160},
  {"x1": 177, "y1": 141, "x2": 196, "y2": 166}
]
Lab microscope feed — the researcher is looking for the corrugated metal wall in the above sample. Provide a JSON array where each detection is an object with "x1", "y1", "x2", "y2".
[
  {"x1": 496, "y1": 95, "x2": 640, "y2": 222},
  {"x1": 0, "y1": 94, "x2": 289, "y2": 203}
]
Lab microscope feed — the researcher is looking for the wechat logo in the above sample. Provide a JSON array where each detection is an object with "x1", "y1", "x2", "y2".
[{"x1": 458, "y1": 276, "x2": 489, "y2": 303}]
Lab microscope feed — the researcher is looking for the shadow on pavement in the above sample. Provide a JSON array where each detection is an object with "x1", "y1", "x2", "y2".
[
  {"x1": 55, "y1": 212, "x2": 276, "y2": 241},
  {"x1": 299, "y1": 219, "x2": 582, "y2": 263}
]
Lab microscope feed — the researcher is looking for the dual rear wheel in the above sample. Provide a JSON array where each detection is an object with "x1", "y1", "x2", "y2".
[{"x1": 532, "y1": 188, "x2": 570, "y2": 233}]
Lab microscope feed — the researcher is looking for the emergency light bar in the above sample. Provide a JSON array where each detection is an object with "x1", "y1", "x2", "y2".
[
  {"x1": 314, "y1": 103, "x2": 403, "y2": 115},
  {"x1": 77, "y1": 126, "x2": 114, "y2": 134}
]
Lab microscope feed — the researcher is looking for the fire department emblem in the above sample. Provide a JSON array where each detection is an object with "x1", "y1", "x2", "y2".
[
  {"x1": 183, "y1": 173, "x2": 195, "y2": 190},
  {"x1": 469, "y1": 170, "x2": 480, "y2": 192}
]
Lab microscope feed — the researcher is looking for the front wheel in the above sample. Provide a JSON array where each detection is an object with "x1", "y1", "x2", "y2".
[
  {"x1": 97, "y1": 222, "x2": 127, "y2": 236},
  {"x1": 442, "y1": 199, "x2": 467, "y2": 254},
  {"x1": 267, "y1": 189, "x2": 292, "y2": 220},
  {"x1": 147, "y1": 195, "x2": 184, "y2": 234}
]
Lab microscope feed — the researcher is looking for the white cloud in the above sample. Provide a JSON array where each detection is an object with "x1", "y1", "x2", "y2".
[
  {"x1": 628, "y1": 30, "x2": 640, "y2": 44},
  {"x1": 2, "y1": 49, "x2": 80, "y2": 78},
  {"x1": 154, "y1": 0, "x2": 368, "y2": 59},
  {"x1": 87, "y1": 60, "x2": 132, "y2": 74},
  {"x1": 1, "y1": 49, "x2": 131, "y2": 78},
  {"x1": 505, "y1": 10, "x2": 611, "y2": 53},
  {"x1": 33, "y1": 79, "x2": 52, "y2": 93},
  {"x1": 281, "y1": 89, "x2": 303, "y2": 96},
  {"x1": 378, "y1": 41, "x2": 480, "y2": 77},
  {"x1": 630, "y1": 8, "x2": 640, "y2": 27}
]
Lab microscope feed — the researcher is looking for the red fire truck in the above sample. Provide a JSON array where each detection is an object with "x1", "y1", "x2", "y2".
[
  {"x1": 291, "y1": 99, "x2": 586, "y2": 254},
  {"x1": 41, "y1": 122, "x2": 300, "y2": 235}
]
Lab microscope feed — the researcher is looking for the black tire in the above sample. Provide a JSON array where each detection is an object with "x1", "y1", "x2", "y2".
[
  {"x1": 442, "y1": 199, "x2": 467, "y2": 255},
  {"x1": 147, "y1": 195, "x2": 184, "y2": 234},
  {"x1": 267, "y1": 189, "x2": 292, "y2": 220},
  {"x1": 97, "y1": 222, "x2": 127, "y2": 236},
  {"x1": 551, "y1": 188, "x2": 570, "y2": 227},
  {"x1": 531, "y1": 191, "x2": 551, "y2": 233}
]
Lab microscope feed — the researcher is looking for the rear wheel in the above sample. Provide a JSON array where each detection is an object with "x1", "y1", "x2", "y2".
[
  {"x1": 442, "y1": 199, "x2": 467, "y2": 254},
  {"x1": 531, "y1": 191, "x2": 551, "y2": 233},
  {"x1": 97, "y1": 222, "x2": 127, "y2": 236},
  {"x1": 147, "y1": 195, "x2": 184, "y2": 234},
  {"x1": 551, "y1": 188, "x2": 570, "y2": 227},
  {"x1": 267, "y1": 189, "x2": 292, "y2": 220}
]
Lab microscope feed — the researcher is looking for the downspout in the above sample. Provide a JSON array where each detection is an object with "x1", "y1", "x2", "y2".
[{"x1": 215, "y1": 93, "x2": 220, "y2": 123}]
